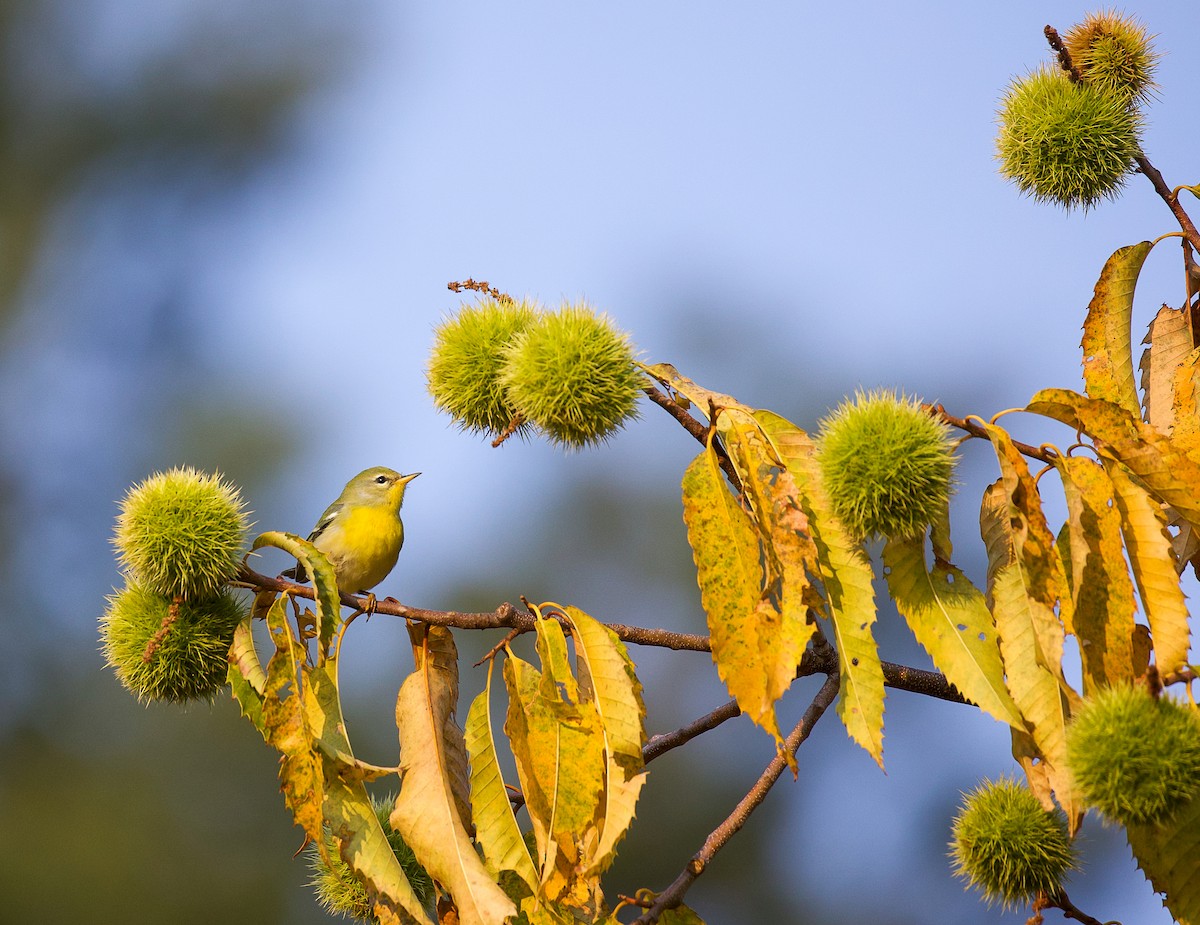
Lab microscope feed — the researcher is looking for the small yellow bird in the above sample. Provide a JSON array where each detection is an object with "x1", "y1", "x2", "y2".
[{"x1": 282, "y1": 466, "x2": 420, "y2": 595}]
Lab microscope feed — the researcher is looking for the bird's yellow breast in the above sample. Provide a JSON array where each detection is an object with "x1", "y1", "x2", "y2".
[{"x1": 315, "y1": 503, "x2": 404, "y2": 593}]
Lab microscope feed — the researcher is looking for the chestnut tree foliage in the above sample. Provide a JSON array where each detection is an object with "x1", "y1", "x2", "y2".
[{"x1": 102, "y1": 13, "x2": 1200, "y2": 925}]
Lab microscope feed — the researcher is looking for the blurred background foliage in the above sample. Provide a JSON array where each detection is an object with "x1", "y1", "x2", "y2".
[{"x1": 0, "y1": 2, "x2": 1191, "y2": 923}]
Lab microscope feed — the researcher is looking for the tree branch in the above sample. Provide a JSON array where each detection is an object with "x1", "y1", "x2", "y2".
[
  {"x1": 632, "y1": 674, "x2": 841, "y2": 924},
  {"x1": 239, "y1": 563, "x2": 972, "y2": 709},
  {"x1": 928, "y1": 403, "x2": 1058, "y2": 465},
  {"x1": 1045, "y1": 890, "x2": 1109, "y2": 925},
  {"x1": 234, "y1": 563, "x2": 712, "y2": 652},
  {"x1": 643, "y1": 699, "x2": 742, "y2": 764},
  {"x1": 1135, "y1": 153, "x2": 1200, "y2": 253},
  {"x1": 642, "y1": 384, "x2": 743, "y2": 492}
]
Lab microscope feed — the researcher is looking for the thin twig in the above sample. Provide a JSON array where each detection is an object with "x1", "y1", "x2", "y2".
[
  {"x1": 642, "y1": 384, "x2": 743, "y2": 492},
  {"x1": 929, "y1": 404, "x2": 1058, "y2": 465},
  {"x1": 1044, "y1": 25, "x2": 1083, "y2": 82},
  {"x1": 1046, "y1": 890, "x2": 1109, "y2": 925},
  {"x1": 1135, "y1": 154, "x2": 1200, "y2": 253},
  {"x1": 643, "y1": 700, "x2": 742, "y2": 764},
  {"x1": 632, "y1": 674, "x2": 841, "y2": 924}
]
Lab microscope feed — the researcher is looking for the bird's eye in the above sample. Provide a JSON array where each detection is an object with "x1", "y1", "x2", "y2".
[{"x1": 375, "y1": 475, "x2": 388, "y2": 484}]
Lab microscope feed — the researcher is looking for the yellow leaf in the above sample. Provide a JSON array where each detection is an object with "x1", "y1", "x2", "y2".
[
  {"x1": 681, "y1": 442, "x2": 803, "y2": 758},
  {"x1": 978, "y1": 422, "x2": 1071, "y2": 629},
  {"x1": 883, "y1": 533, "x2": 1023, "y2": 729},
  {"x1": 392, "y1": 625, "x2": 516, "y2": 925},
  {"x1": 991, "y1": 566, "x2": 1082, "y2": 829},
  {"x1": 1105, "y1": 460, "x2": 1192, "y2": 676},
  {"x1": 755, "y1": 409, "x2": 885, "y2": 768},
  {"x1": 641, "y1": 363, "x2": 750, "y2": 418},
  {"x1": 503, "y1": 618, "x2": 606, "y2": 906},
  {"x1": 1030, "y1": 388, "x2": 1200, "y2": 531},
  {"x1": 1053, "y1": 456, "x2": 1138, "y2": 694},
  {"x1": 562, "y1": 606, "x2": 647, "y2": 876},
  {"x1": 1139, "y1": 304, "x2": 1194, "y2": 434},
  {"x1": 1171, "y1": 347, "x2": 1200, "y2": 449},
  {"x1": 1081, "y1": 240, "x2": 1153, "y2": 417},
  {"x1": 465, "y1": 660, "x2": 539, "y2": 892}
]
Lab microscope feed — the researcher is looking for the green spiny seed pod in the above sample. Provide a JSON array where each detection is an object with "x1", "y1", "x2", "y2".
[
  {"x1": 816, "y1": 389, "x2": 954, "y2": 541},
  {"x1": 101, "y1": 582, "x2": 246, "y2": 703},
  {"x1": 308, "y1": 794, "x2": 434, "y2": 921},
  {"x1": 996, "y1": 65, "x2": 1142, "y2": 211},
  {"x1": 1064, "y1": 11, "x2": 1158, "y2": 105},
  {"x1": 1066, "y1": 684, "x2": 1200, "y2": 825},
  {"x1": 427, "y1": 298, "x2": 540, "y2": 438},
  {"x1": 113, "y1": 467, "x2": 250, "y2": 598},
  {"x1": 499, "y1": 301, "x2": 643, "y2": 448},
  {"x1": 950, "y1": 777, "x2": 1076, "y2": 908}
]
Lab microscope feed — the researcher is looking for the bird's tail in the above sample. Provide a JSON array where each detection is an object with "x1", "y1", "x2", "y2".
[{"x1": 279, "y1": 561, "x2": 310, "y2": 584}]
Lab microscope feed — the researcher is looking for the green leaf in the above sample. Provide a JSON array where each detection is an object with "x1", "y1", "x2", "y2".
[
  {"x1": 251, "y1": 530, "x2": 343, "y2": 658},
  {"x1": 883, "y1": 533, "x2": 1023, "y2": 729},
  {"x1": 1029, "y1": 388, "x2": 1200, "y2": 531},
  {"x1": 227, "y1": 613, "x2": 266, "y2": 736},
  {"x1": 1127, "y1": 791, "x2": 1200, "y2": 925},
  {"x1": 755, "y1": 409, "x2": 886, "y2": 768},
  {"x1": 1106, "y1": 460, "x2": 1192, "y2": 677},
  {"x1": 1081, "y1": 241, "x2": 1153, "y2": 417},
  {"x1": 1053, "y1": 456, "x2": 1138, "y2": 694},
  {"x1": 562, "y1": 606, "x2": 647, "y2": 875},
  {"x1": 465, "y1": 660, "x2": 539, "y2": 893},
  {"x1": 681, "y1": 442, "x2": 800, "y2": 759},
  {"x1": 1139, "y1": 304, "x2": 1194, "y2": 433},
  {"x1": 392, "y1": 625, "x2": 516, "y2": 925}
]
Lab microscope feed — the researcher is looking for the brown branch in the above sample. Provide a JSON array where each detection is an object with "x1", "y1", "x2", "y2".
[
  {"x1": 800, "y1": 633, "x2": 969, "y2": 705},
  {"x1": 1044, "y1": 25, "x2": 1083, "y2": 83},
  {"x1": 642, "y1": 384, "x2": 743, "y2": 493},
  {"x1": 234, "y1": 563, "x2": 711, "y2": 652},
  {"x1": 241, "y1": 563, "x2": 973, "y2": 708},
  {"x1": 928, "y1": 404, "x2": 1058, "y2": 465},
  {"x1": 1045, "y1": 890, "x2": 1109, "y2": 925},
  {"x1": 1135, "y1": 154, "x2": 1200, "y2": 253},
  {"x1": 632, "y1": 674, "x2": 841, "y2": 924},
  {"x1": 643, "y1": 699, "x2": 742, "y2": 764}
]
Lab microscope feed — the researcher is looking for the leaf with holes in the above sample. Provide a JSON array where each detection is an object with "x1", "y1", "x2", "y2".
[{"x1": 883, "y1": 533, "x2": 1022, "y2": 729}]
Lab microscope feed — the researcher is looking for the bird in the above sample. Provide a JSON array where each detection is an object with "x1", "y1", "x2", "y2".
[{"x1": 281, "y1": 466, "x2": 420, "y2": 596}]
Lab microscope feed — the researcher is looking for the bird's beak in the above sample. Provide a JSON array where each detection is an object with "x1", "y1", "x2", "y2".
[{"x1": 400, "y1": 472, "x2": 421, "y2": 485}]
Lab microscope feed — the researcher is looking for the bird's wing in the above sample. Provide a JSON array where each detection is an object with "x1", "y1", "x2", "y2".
[
  {"x1": 280, "y1": 499, "x2": 345, "y2": 582},
  {"x1": 307, "y1": 500, "x2": 345, "y2": 543}
]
